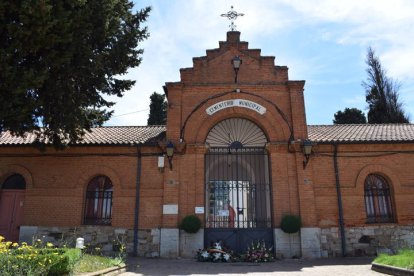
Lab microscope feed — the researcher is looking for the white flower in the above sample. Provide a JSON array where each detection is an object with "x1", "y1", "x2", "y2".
[
  {"x1": 201, "y1": 251, "x2": 209, "y2": 258},
  {"x1": 223, "y1": 253, "x2": 231, "y2": 261},
  {"x1": 213, "y1": 253, "x2": 221, "y2": 260},
  {"x1": 214, "y1": 242, "x2": 222, "y2": 250}
]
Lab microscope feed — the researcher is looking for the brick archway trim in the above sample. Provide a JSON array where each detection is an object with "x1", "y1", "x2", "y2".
[
  {"x1": 180, "y1": 89, "x2": 293, "y2": 143},
  {"x1": 355, "y1": 164, "x2": 400, "y2": 192},
  {"x1": 0, "y1": 164, "x2": 33, "y2": 189},
  {"x1": 77, "y1": 165, "x2": 121, "y2": 191}
]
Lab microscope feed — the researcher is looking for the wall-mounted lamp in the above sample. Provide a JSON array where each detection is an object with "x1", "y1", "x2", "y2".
[
  {"x1": 302, "y1": 139, "x2": 313, "y2": 169},
  {"x1": 166, "y1": 141, "x2": 174, "y2": 170},
  {"x1": 231, "y1": 56, "x2": 242, "y2": 83}
]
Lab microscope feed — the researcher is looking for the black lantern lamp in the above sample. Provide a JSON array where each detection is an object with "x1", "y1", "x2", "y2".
[
  {"x1": 166, "y1": 141, "x2": 174, "y2": 170},
  {"x1": 302, "y1": 139, "x2": 313, "y2": 169},
  {"x1": 231, "y1": 56, "x2": 242, "y2": 83}
]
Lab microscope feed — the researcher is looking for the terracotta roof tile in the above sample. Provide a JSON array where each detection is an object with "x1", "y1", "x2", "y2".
[
  {"x1": 0, "y1": 126, "x2": 166, "y2": 146},
  {"x1": 308, "y1": 124, "x2": 414, "y2": 143},
  {"x1": 1, "y1": 124, "x2": 414, "y2": 146}
]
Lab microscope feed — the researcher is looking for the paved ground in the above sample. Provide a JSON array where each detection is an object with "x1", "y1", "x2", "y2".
[{"x1": 120, "y1": 257, "x2": 382, "y2": 276}]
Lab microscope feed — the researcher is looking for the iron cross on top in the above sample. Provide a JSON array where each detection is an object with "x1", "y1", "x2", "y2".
[{"x1": 221, "y1": 6, "x2": 244, "y2": 31}]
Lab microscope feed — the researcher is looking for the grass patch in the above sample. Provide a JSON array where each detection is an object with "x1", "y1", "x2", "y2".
[
  {"x1": 73, "y1": 254, "x2": 124, "y2": 274},
  {"x1": 374, "y1": 249, "x2": 414, "y2": 270}
]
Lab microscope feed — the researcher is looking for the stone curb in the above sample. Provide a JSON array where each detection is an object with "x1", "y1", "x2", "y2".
[
  {"x1": 371, "y1": 262, "x2": 414, "y2": 276},
  {"x1": 76, "y1": 265, "x2": 127, "y2": 276}
]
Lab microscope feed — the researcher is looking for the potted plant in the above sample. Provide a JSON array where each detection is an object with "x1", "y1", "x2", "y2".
[
  {"x1": 280, "y1": 214, "x2": 301, "y2": 234},
  {"x1": 179, "y1": 215, "x2": 202, "y2": 233}
]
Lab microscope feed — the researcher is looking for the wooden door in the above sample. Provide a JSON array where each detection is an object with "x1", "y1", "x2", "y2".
[{"x1": 0, "y1": 190, "x2": 25, "y2": 241}]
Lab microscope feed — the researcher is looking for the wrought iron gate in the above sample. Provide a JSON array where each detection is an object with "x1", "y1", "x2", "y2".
[{"x1": 204, "y1": 147, "x2": 273, "y2": 253}]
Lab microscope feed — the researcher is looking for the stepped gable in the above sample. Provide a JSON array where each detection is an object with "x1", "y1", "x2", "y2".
[{"x1": 175, "y1": 31, "x2": 289, "y2": 85}]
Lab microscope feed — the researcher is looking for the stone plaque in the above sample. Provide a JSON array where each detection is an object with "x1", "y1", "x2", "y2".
[{"x1": 163, "y1": 204, "x2": 178, "y2": 215}]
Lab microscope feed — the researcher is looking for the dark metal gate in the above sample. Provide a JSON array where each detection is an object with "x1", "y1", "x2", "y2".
[{"x1": 204, "y1": 147, "x2": 273, "y2": 253}]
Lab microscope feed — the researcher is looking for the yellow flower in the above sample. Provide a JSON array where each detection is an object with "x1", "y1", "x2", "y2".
[
  {"x1": 12, "y1": 242, "x2": 19, "y2": 247},
  {"x1": 46, "y1": 242, "x2": 54, "y2": 247},
  {"x1": 0, "y1": 236, "x2": 4, "y2": 242}
]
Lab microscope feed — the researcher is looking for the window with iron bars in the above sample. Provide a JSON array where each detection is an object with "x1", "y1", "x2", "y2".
[
  {"x1": 364, "y1": 174, "x2": 395, "y2": 223},
  {"x1": 84, "y1": 176, "x2": 113, "y2": 225}
]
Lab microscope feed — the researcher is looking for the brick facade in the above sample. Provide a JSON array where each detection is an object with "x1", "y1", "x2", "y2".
[{"x1": 1, "y1": 32, "x2": 413, "y2": 258}]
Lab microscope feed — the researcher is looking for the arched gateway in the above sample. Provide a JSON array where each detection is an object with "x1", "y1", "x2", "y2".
[{"x1": 204, "y1": 118, "x2": 273, "y2": 253}]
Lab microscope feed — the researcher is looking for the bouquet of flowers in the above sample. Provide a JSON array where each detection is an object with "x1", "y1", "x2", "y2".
[
  {"x1": 196, "y1": 241, "x2": 236, "y2": 262},
  {"x1": 243, "y1": 240, "x2": 274, "y2": 262}
]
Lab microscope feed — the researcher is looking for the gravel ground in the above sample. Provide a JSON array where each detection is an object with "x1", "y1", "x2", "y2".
[{"x1": 120, "y1": 257, "x2": 383, "y2": 276}]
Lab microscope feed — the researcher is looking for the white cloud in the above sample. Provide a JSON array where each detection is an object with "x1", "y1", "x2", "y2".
[{"x1": 105, "y1": 0, "x2": 414, "y2": 125}]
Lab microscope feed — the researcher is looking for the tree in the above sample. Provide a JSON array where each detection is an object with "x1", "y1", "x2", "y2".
[
  {"x1": 363, "y1": 47, "x2": 409, "y2": 123},
  {"x1": 147, "y1": 92, "x2": 167, "y2": 125},
  {"x1": 333, "y1": 108, "x2": 367, "y2": 124},
  {"x1": 0, "y1": 1, "x2": 151, "y2": 147}
]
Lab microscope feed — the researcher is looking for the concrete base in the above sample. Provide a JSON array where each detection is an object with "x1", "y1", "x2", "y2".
[
  {"x1": 160, "y1": 228, "x2": 179, "y2": 258},
  {"x1": 301, "y1": 227, "x2": 321, "y2": 258},
  {"x1": 18, "y1": 226, "x2": 160, "y2": 257},
  {"x1": 179, "y1": 229, "x2": 204, "y2": 258},
  {"x1": 19, "y1": 226, "x2": 38, "y2": 244},
  {"x1": 274, "y1": 228, "x2": 301, "y2": 258}
]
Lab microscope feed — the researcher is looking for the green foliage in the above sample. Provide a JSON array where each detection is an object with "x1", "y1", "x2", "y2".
[
  {"x1": 363, "y1": 47, "x2": 409, "y2": 123},
  {"x1": 0, "y1": 236, "x2": 81, "y2": 276},
  {"x1": 73, "y1": 254, "x2": 124, "y2": 274},
  {"x1": 147, "y1": 92, "x2": 167, "y2": 125},
  {"x1": 112, "y1": 234, "x2": 127, "y2": 262},
  {"x1": 179, "y1": 215, "x2": 202, "y2": 233},
  {"x1": 280, "y1": 215, "x2": 301, "y2": 234},
  {"x1": 333, "y1": 108, "x2": 367, "y2": 124},
  {"x1": 374, "y1": 249, "x2": 414, "y2": 270},
  {"x1": 48, "y1": 248, "x2": 82, "y2": 275},
  {"x1": 0, "y1": 0, "x2": 151, "y2": 147}
]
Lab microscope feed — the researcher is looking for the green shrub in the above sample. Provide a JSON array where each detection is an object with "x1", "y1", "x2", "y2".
[
  {"x1": 0, "y1": 236, "x2": 81, "y2": 276},
  {"x1": 49, "y1": 248, "x2": 82, "y2": 275},
  {"x1": 280, "y1": 215, "x2": 301, "y2": 234},
  {"x1": 179, "y1": 215, "x2": 202, "y2": 233}
]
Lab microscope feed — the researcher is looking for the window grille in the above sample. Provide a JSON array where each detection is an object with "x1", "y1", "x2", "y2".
[
  {"x1": 84, "y1": 176, "x2": 113, "y2": 225},
  {"x1": 364, "y1": 174, "x2": 395, "y2": 223}
]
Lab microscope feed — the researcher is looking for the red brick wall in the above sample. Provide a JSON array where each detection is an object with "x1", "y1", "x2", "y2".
[
  {"x1": 0, "y1": 146, "x2": 164, "y2": 229},
  {"x1": 1, "y1": 31, "x2": 413, "y2": 236},
  {"x1": 163, "y1": 31, "x2": 308, "y2": 228},
  {"x1": 311, "y1": 143, "x2": 414, "y2": 227}
]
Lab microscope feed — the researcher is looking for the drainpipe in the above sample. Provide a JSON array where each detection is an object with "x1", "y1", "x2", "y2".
[
  {"x1": 133, "y1": 147, "x2": 142, "y2": 256},
  {"x1": 333, "y1": 144, "x2": 346, "y2": 257}
]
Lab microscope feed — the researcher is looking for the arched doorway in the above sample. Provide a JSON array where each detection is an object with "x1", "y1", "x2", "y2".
[
  {"x1": 204, "y1": 118, "x2": 273, "y2": 253},
  {"x1": 0, "y1": 174, "x2": 26, "y2": 241}
]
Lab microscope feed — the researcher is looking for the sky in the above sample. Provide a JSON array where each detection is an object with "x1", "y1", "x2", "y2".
[{"x1": 106, "y1": 0, "x2": 414, "y2": 126}]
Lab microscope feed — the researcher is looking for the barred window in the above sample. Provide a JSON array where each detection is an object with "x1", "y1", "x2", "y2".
[
  {"x1": 364, "y1": 174, "x2": 395, "y2": 223},
  {"x1": 84, "y1": 176, "x2": 113, "y2": 225}
]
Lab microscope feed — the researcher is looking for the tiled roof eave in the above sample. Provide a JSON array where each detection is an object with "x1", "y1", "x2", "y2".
[
  {"x1": 0, "y1": 126, "x2": 166, "y2": 146},
  {"x1": 0, "y1": 141, "x2": 160, "y2": 147},
  {"x1": 313, "y1": 139, "x2": 414, "y2": 144}
]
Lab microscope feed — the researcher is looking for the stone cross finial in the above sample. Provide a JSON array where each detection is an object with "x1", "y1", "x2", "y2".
[{"x1": 221, "y1": 6, "x2": 244, "y2": 31}]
